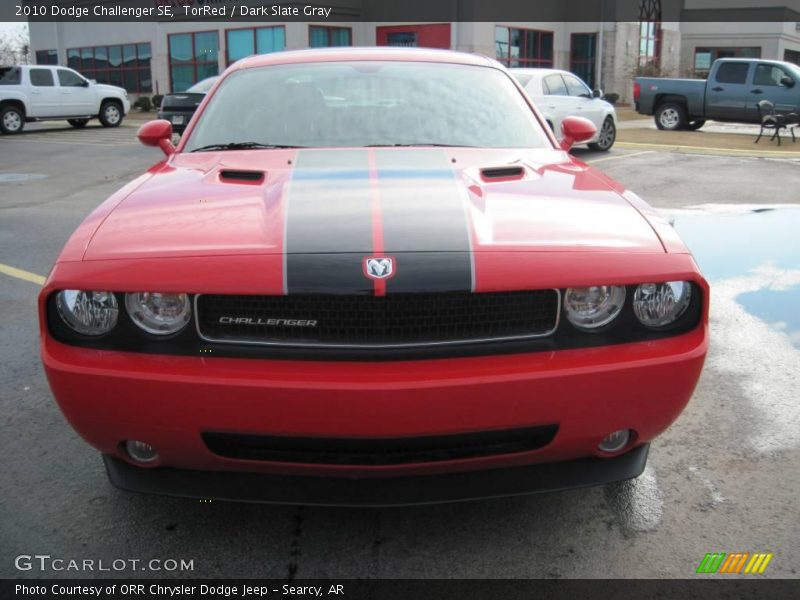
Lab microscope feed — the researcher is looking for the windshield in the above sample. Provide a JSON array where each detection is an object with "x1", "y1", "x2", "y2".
[
  {"x1": 183, "y1": 61, "x2": 550, "y2": 151},
  {"x1": 784, "y1": 62, "x2": 800, "y2": 81}
]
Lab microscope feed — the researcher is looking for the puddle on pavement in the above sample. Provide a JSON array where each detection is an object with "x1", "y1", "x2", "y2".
[
  {"x1": 0, "y1": 173, "x2": 47, "y2": 183},
  {"x1": 668, "y1": 204, "x2": 800, "y2": 453},
  {"x1": 670, "y1": 205, "x2": 800, "y2": 349}
]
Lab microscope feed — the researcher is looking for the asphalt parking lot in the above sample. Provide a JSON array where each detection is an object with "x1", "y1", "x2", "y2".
[{"x1": 1, "y1": 121, "x2": 799, "y2": 579}]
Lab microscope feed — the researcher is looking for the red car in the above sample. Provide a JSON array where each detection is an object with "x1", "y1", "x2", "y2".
[{"x1": 39, "y1": 48, "x2": 708, "y2": 506}]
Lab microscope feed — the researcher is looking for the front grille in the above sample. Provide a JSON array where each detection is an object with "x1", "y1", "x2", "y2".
[
  {"x1": 195, "y1": 290, "x2": 559, "y2": 348},
  {"x1": 202, "y1": 425, "x2": 558, "y2": 465}
]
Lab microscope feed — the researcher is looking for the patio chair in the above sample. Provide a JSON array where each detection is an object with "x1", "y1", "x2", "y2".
[{"x1": 755, "y1": 100, "x2": 797, "y2": 146}]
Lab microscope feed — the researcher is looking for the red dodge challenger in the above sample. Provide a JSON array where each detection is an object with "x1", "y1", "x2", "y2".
[{"x1": 39, "y1": 48, "x2": 708, "y2": 505}]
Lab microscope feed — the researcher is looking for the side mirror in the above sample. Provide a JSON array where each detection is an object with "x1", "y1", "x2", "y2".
[
  {"x1": 593, "y1": 89, "x2": 603, "y2": 98},
  {"x1": 780, "y1": 76, "x2": 795, "y2": 88},
  {"x1": 138, "y1": 119, "x2": 175, "y2": 157},
  {"x1": 80, "y1": 80, "x2": 90, "y2": 87},
  {"x1": 560, "y1": 116, "x2": 597, "y2": 151}
]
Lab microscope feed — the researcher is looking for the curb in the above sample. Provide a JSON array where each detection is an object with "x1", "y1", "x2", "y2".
[{"x1": 615, "y1": 141, "x2": 800, "y2": 159}]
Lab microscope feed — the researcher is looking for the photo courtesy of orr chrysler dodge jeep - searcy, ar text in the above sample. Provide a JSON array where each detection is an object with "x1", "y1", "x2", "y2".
[{"x1": 39, "y1": 48, "x2": 708, "y2": 506}]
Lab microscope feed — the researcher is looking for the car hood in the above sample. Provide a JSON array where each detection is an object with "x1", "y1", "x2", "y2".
[
  {"x1": 83, "y1": 148, "x2": 665, "y2": 262},
  {"x1": 94, "y1": 83, "x2": 126, "y2": 96}
]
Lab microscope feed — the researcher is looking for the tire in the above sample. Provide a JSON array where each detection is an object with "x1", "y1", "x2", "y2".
[
  {"x1": 655, "y1": 102, "x2": 688, "y2": 131},
  {"x1": 0, "y1": 105, "x2": 25, "y2": 134},
  {"x1": 588, "y1": 116, "x2": 616, "y2": 151},
  {"x1": 686, "y1": 119, "x2": 706, "y2": 131},
  {"x1": 68, "y1": 119, "x2": 89, "y2": 129},
  {"x1": 99, "y1": 101, "x2": 123, "y2": 127}
]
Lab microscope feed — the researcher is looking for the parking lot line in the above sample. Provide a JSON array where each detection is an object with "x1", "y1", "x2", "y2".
[
  {"x1": 585, "y1": 150, "x2": 654, "y2": 164},
  {"x1": 0, "y1": 263, "x2": 46, "y2": 286},
  {"x1": 0, "y1": 137, "x2": 137, "y2": 147},
  {"x1": 616, "y1": 141, "x2": 800, "y2": 158}
]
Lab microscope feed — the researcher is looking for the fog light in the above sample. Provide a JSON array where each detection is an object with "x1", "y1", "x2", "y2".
[
  {"x1": 124, "y1": 440, "x2": 159, "y2": 463},
  {"x1": 598, "y1": 429, "x2": 631, "y2": 453}
]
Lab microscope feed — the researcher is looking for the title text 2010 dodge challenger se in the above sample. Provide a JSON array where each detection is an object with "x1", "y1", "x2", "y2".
[{"x1": 39, "y1": 48, "x2": 708, "y2": 506}]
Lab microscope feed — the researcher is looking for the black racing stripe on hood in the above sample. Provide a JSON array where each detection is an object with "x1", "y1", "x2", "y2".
[
  {"x1": 284, "y1": 150, "x2": 373, "y2": 295},
  {"x1": 375, "y1": 149, "x2": 474, "y2": 293}
]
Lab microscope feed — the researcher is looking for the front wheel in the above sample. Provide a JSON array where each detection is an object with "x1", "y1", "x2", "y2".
[
  {"x1": 99, "y1": 101, "x2": 123, "y2": 127},
  {"x1": 655, "y1": 102, "x2": 688, "y2": 131},
  {"x1": 686, "y1": 119, "x2": 706, "y2": 131},
  {"x1": 68, "y1": 118, "x2": 89, "y2": 129},
  {"x1": 588, "y1": 116, "x2": 616, "y2": 151},
  {"x1": 0, "y1": 105, "x2": 25, "y2": 134}
]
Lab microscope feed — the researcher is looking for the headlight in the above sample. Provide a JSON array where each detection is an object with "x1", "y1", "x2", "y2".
[
  {"x1": 563, "y1": 286, "x2": 626, "y2": 330},
  {"x1": 125, "y1": 292, "x2": 191, "y2": 335},
  {"x1": 633, "y1": 281, "x2": 692, "y2": 328},
  {"x1": 56, "y1": 290, "x2": 118, "y2": 336}
]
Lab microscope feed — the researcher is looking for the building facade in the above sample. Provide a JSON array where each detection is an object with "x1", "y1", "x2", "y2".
[{"x1": 27, "y1": 3, "x2": 800, "y2": 104}]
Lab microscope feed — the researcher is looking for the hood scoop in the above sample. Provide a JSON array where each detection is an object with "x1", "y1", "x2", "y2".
[
  {"x1": 219, "y1": 169, "x2": 265, "y2": 184},
  {"x1": 479, "y1": 166, "x2": 525, "y2": 182}
]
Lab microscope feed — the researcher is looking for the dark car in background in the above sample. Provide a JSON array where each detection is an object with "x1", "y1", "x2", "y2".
[
  {"x1": 157, "y1": 76, "x2": 218, "y2": 134},
  {"x1": 634, "y1": 58, "x2": 799, "y2": 131}
]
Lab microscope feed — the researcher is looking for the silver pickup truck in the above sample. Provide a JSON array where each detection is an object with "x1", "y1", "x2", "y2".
[{"x1": 634, "y1": 58, "x2": 800, "y2": 131}]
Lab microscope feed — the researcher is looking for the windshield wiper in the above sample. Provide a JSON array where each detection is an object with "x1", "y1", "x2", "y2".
[
  {"x1": 365, "y1": 143, "x2": 478, "y2": 148},
  {"x1": 190, "y1": 142, "x2": 303, "y2": 152}
]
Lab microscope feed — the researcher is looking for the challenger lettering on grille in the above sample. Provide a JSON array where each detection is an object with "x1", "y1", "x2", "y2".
[{"x1": 218, "y1": 317, "x2": 318, "y2": 327}]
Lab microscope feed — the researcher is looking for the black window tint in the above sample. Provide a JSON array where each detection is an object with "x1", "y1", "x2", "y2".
[
  {"x1": 715, "y1": 62, "x2": 749, "y2": 84},
  {"x1": 57, "y1": 69, "x2": 85, "y2": 87},
  {"x1": 0, "y1": 67, "x2": 21, "y2": 85},
  {"x1": 544, "y1": 74, "x2": 567, "y2": 95},
  {"x1": 563, "y1": 74, "x2": 590, "y2": 97},
  {"x1": 29, "y1": 69, "x2": 54, "y2": 86}
]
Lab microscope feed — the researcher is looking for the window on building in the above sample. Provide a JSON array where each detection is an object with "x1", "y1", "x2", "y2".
[
  {"x1": 29, "y1": 69, "x2": 54, "y2": 87},
  {"x1": 226, "y1": 27, "x2": 286, "y2": 65},
  {"x1": 638, "y1": 21, "x2": 661, "y2": 69},
  {"x1": 309, "y1": 26, "x2": 352, "y2": 48},
  {"x1": 570, "y1": 33, "x2": 597, "y2": 89},
  {"x1": 785, "y1": 49, "x2": 800, "y2": 65},
  {"x1": 495, "y1": 26, "x2": 553, "y2": 68},
  {"x1": 638, "y1": 0, "x2": 662, "y2": 70},
  {"x1": 386, "y1": 32, "x2": 418, "y2": 47},
  {"x1": 693, "y1": 47, "x2": 761, "y2": 78},
  {"x1": 65, "y1": 43, "x2": 152, "y2": 93},
  {"x1": 35, "y1": 49, "x2": 58, "y2": 65},
  {"x1": 169, "y1": 32, "x2": 219, "y2": 92}
]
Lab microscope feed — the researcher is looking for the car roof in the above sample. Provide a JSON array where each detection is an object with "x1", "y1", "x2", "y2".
[
  {"x1": 236, "y1": 47, "x2": 499, "y2": 70},
  {"x1": 714, "y1": 57, "x2": 792, "y2": 67},
  {"x1": 510, "y1": 68, "x2": 568, "y2": 77}
]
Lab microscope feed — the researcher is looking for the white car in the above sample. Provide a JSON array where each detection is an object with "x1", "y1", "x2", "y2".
[
  {"x1": 0, "y1": 65, "x2": 130, "y2": 134},
  {"x1": 511, "y1": 68, "x2": 617, "y2": 151}
]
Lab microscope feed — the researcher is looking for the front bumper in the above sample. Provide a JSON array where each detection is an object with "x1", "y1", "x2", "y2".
[
  {"x1": 43, "y1": 320, "x2": 706, "y2": 494},
  {"x1": 104, "y1": 443, "x2": 650, "y2": 506}
]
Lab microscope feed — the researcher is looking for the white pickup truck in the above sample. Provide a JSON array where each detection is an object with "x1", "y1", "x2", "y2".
[{"x1": 0, "y1": 65, "x2": 130, "y2": 134}]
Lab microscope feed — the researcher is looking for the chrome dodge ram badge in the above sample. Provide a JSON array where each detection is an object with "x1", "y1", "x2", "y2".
[{"x1": 364, "y1": 257, "x2": 394, "y2": 280}]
